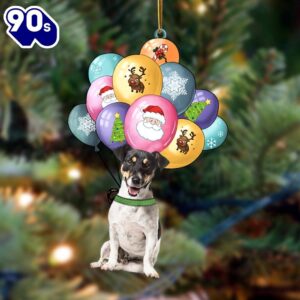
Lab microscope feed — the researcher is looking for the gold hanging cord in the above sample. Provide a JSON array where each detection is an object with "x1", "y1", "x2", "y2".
[
  {"x1": 157, "y1": 0, "x2": 163, "y2": 34},
  {"x1": 155, "y1": 0, "x2": 167, "y2": 38}
]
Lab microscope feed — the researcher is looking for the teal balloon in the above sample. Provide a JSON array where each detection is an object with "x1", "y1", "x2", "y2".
[
  {"x1": 68, "y1": 104, "x2": 100, "y2": 146},
  {"x1": 88, "y1": 53, "x2": 123, "y2": 83},
  {"x1": 203, "y1": 117, "x2": 228, "y2": 150},
  {"x1": 161, "y1": 62, "x2": 196, "y2": 115}
]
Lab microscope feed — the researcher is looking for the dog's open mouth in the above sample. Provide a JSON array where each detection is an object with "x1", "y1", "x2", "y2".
[
  {"x1": 125, "y1": 178, "x2": 142, "y2": 197},
  {"x1": 127, "y1": 186, "x2": 141, "y2": 197}
]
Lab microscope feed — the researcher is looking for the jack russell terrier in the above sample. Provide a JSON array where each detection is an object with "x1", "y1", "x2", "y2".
[{"x1": 91, "y1": 146, "x2": 169, "y2": 278}]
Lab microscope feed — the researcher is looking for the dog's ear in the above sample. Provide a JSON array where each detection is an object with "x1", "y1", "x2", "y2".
[
  {"x1": 154, "y1": 152, "x2": 169, "y2": 170},
  {"x1": 113, "y1": 145, "x2": 132, "y2": 161}
]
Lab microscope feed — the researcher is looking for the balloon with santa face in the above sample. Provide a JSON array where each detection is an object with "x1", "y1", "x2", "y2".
[
  {"x1": 125, "y1": 95, "x2": 178, "y2": 152},
  {"x1": 86, "y1": 76, "x2": 118, "y2": 121}
]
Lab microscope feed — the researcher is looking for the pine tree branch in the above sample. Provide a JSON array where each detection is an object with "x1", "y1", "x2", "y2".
[
  {"x1": 197, "y1": 0, "x2": 227, "y2": 83},
  {"x1": 199, "y1": 177, "x2": 300, "y2": 246},
  {"x1": 255, "y1": 121, "x2": 300, "y2": 192}
]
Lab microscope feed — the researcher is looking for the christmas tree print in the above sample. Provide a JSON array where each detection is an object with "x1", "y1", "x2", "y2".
[
  {"x1": 111, "y1": 113, "x2": 125, "y2": 143},
  {"x1": 184, "y1": 99, "x2": 211, "y2": 122}
]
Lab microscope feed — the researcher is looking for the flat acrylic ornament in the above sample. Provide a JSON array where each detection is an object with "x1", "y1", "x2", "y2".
[{"x1": 140, "y1": 38, "x2": 179, "y2": 66}]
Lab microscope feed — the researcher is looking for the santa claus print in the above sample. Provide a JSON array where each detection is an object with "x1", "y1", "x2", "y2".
[
  {"x1": 99, "y1": 86, "x2": 118, "y2": 108},
  {"x1": 136, "y1": 105, "x2": 165, "y2": 141}
]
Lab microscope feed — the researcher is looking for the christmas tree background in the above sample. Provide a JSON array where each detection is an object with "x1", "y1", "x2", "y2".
[{"x1": 0, "y1": 0, "x2": 300, "y2": 299}]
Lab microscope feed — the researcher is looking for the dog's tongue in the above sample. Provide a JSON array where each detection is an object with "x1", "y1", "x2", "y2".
[{"x1": 128, "y1": 186, "x2": 139, "y2": 197}]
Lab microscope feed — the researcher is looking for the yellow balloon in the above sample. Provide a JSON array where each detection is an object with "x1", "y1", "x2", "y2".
[
  {"x1": 161, "y1": 119, "x2": 204, "y2": 169},
  {"x1": 112, "y1": 55, "x2": 163, "y2": 105}
]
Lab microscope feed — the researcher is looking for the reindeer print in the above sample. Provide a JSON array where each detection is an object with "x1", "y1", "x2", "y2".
[
  {"x1": 176, "y1": 129, "x2": 196, "y2": 154},
  {"x1": 128, "y1": 66, "x2": 146, "y2": 93}
]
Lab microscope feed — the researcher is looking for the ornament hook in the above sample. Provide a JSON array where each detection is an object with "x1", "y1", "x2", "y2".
[{"x1": 154, "y1": 28, "x2": 167, "y2": 38}]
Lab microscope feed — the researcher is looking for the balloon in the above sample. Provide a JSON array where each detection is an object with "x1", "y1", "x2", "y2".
[
  {"x1": 180, "y1": 89, "x2": 219, "y2": 129},
  {"x1": 86, "y1": 76, "x2": 119, "y2": 121},
  {"x1": 124, "y1": 95, "x2": 178, "y2": 152},
  {"x1": 112, "y1": 55, "x2": 163, "y2": 105},
  {"x1": 88, "y1": 53, "x2": 123, "y2": 83},
  {"x1": 161, "y1": 63, "x2": 196, "y2": 115},
  {"x1": 140, "y1": 38, "x2": 179, "y2": 66},
  {"x1": 68, "y1": 104, "x2": 100, "y2": 146},
  {"x1": 161, "y1": 119, "x2": 204, "y2": 169},
  {"x1": 96, "y1": 102, "x2": 129, "y2": 150},
  {"x1": 203, "y1": 117, "x2": 228, "y2": 150}
]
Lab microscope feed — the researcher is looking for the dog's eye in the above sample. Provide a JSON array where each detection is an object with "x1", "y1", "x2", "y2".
[
  {"x1": 142, "y1": 159, "x2": 150, "y2": 168},
  {"x1": 129, "y1": 156, "x2": 137, "y2": 164}
]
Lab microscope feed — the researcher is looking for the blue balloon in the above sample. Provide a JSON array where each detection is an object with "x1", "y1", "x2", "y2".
[
  {"x1": 68, "y1": 104, "x2": 100, "y2": 146},
  {"x1": 203, "y1": 117, "x2": 228, "y2": 150},
  {"x1": 88, "y1": 53, "x2": 123, "y2": 83},
  {"x1": 160, "y1": 63, "x2": 196, "y2": 115}
]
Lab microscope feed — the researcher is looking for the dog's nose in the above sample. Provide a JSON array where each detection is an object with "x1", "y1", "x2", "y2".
[{"x1": 132, "y1": 176, "x2": 141, "y2": 185}]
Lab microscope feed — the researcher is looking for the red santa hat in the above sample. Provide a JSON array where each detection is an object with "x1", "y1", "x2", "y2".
[
  {"x1": 142, "y1": 105, "x2": 165, "y2": 124},
  {"x1": 99, "y1": 86, "x2": 113, "y2": 96}
]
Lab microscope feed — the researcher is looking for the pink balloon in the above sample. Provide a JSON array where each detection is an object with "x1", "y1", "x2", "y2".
[
  {"x1": 125, "y1": 95, "x2": 178, "y2": 152},
  {"x1": 86, "y1": 76, "x2": 118, "y2": 120}
]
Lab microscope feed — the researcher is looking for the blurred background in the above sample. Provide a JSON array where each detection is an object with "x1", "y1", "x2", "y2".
[{"x1": 0, "y1": 0, "x2": 300, "y2": 299}]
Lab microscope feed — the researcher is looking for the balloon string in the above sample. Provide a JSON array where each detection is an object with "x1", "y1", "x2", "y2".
[
  {"x1": 157, "y1": 0, "x2": 163, "y2": 34},
  {"x1": 114, "y1": 158, "x2": 122, "y2": 183},
  {"x1": 95, "y1": 145, "x2": 121, "y2": 187}
]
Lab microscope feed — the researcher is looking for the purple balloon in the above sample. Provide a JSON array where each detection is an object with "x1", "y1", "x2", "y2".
[
  {"x1": 180, "y1": 90, "x2": 219, "y2": 129},
  {"x1": 96, "y1": 102, "x2": 129, "y2": 150}
]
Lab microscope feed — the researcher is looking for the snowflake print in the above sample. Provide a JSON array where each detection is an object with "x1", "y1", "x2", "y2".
[
  {"x1": 217, "y1": 130, "x2": 224, "y2": 138},
  {"x1": 91, "y1": 64, "x2": 102, "y2": 75},
  {"x1": 162, "y1": 71, "x2": 188, "y2": 100},
  {"x1": 206, "y1": 137, "x2": 217, "y2": 149},
  {"x1": 90, "y1": 58, "x2": 103, "y2": 75},
  {"x1": 78, "y1": 114, "x2": 96, "y2": 136}
]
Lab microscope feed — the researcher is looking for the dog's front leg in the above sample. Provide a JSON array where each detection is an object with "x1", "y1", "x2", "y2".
[
  {"x1": 143, "y1": 230, "x2": 159, "y2": 278},
  {"x1": 101, "y1": 224, "x2": 119, "y2": 271}
]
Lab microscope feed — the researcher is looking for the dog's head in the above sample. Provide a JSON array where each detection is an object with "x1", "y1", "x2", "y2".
[{"x1": 114, "y1": 146, "x2": 169, "y2": 197}]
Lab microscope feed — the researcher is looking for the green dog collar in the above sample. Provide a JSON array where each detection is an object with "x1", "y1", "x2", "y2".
[{"x1": 114, "y1": 195, "x2": 156, "y2": 207}]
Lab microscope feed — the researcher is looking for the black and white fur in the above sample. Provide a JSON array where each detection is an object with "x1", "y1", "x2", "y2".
[{"x1": 91, "y1": 146, "x2": 168, "y2": 278}]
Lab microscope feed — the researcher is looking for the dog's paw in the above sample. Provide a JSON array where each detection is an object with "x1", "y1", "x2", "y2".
[
  {"x1": 144, "y1": 265, "x2": 159, "y2": 279},
  {"x1": 101, "y1": 261, "x2": 117, "y2": 271},
  {"x1": 90, "y1": 261, "x2": 103, "y2": 268}
]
